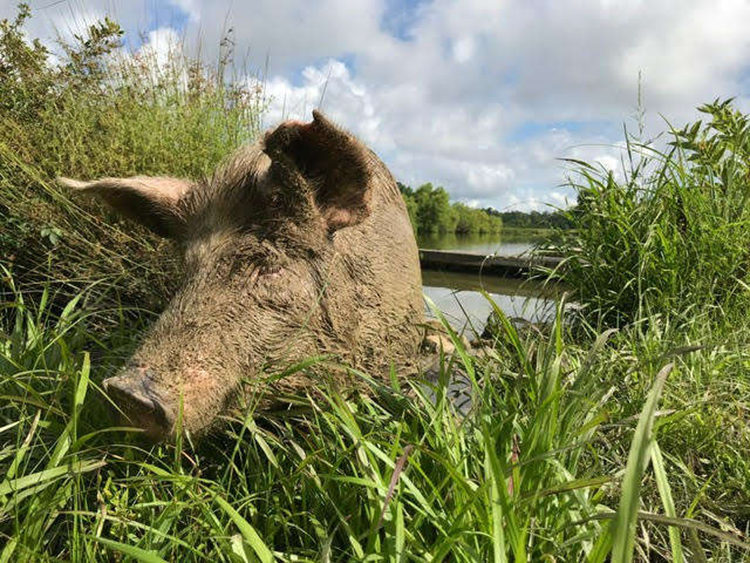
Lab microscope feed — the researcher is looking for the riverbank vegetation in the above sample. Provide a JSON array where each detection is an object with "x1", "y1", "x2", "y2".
[
  {"x1": 547, "y1": 98, "x2": 750, "y2": 328},
  {"x1": 492, "y1": 208, "x2": 572, "y2": 230},
  {"x1": 399, "y1": 182, "x2": 505, "y2": 235},
  {"x1": 1, "y1": 6, "x2": 749, "y2": 561},
  {"x1": 0, "y1": 5, "x2": 265, "y2": 311},
  {"x1": 397, "y1": 181, "x2": 572, "y2": 238},
  {"x1": 539, "y1": 97, "x2": 750, "y2": 558}
]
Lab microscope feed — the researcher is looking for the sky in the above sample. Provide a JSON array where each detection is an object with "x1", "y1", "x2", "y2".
[{"x1": 6, "y1": 0, "x2": 750, "y2": 211}]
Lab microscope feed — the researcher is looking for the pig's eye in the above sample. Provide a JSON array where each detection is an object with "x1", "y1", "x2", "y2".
[{"x1": 259, "y1": 265, "x2": 284, "y2": 278}]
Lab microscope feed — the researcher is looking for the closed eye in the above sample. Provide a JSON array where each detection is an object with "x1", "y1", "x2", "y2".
[{"x1": 259, "y1": 265, "x2": 284, "y2": 278}]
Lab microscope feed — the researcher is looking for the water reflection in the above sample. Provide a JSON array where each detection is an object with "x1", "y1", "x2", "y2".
[
  {"x1": 418, "y1": 233, "x2": 555, "y2": 333},
  {"x1": 422, "y1": 269, "x2": 555, "y2": 335},
  {"x1": 417, "y1": 232, "x2": 540, "y2": 256}
]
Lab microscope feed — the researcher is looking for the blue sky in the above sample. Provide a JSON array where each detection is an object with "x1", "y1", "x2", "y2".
[{"x1": 9, "y1": 0, "x2": 750, "y2": 211}]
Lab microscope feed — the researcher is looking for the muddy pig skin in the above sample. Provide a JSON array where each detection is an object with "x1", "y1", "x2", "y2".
[{"x1": 58, "y1": 111, "x2": 424, "y2": 441}]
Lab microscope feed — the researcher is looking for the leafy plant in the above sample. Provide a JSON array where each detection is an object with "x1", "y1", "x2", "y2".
[
  {"x1": 548, "y1": 99, "x2": 750, "y2": 328},
  {"x1": 0, "y1": 3, "x2": 266, "y2": 314}
]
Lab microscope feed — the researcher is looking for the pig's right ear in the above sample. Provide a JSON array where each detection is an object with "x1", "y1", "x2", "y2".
[{"x1": 57, "y1": 176, "x2": 192, "y2": 238}]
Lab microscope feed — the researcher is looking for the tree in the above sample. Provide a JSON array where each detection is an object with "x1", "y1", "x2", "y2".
[
  {"x1": 398, "y1": 182, "x2": 505, "y2": 234},
  {"x1": 398, "y1": 182, "x2": 418, "y2": 230},
  {"x1": 414, "y1": 183, "x2": 454, "y2": 234}
]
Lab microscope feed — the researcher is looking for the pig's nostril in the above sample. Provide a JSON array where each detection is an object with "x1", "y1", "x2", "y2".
[
  {"x1": 103, "y1": 374, "x2": 174, "y2": 438},
  {"x1": 104, "y1": 376, "x2": 156, "y2": 410}
]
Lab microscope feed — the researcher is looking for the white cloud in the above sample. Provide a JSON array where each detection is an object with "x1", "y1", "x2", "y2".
[
  {"x1": 594, "y1": 155, "x2": 619, "y2": 174},
  {"x1": 452, "y1": 36, "x2": 476, "y2": 64},
  {"x1": 466, "y1": 164, "x2": 515, "y2": 194},
  {"x1": 139, "y1": 26, "x2": 182, "y2": 68},
  {"x1": 5, "y1": 0, "x2": 750, "y2": 210},
  {"x1": 263, "y1": 59, "x2": 388, "y2": 149}
]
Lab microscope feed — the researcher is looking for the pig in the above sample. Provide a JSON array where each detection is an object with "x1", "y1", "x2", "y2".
[{"x1": 58, "y1": 110, "x2": 425, "y2": 441}]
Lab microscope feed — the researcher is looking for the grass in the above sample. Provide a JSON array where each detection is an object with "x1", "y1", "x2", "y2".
[
  {"x1": 2, "y1": 272, "x2": 749, "y2": 560},
  {"x1": 0, "y1": 5, "x2": 266, "y2": 313},
  {"x1": 544, "y1": 98, "x2": 750, "y2": 329},
  {"x1": 2, "y1": 5, "x2": 750, "y2": 561}
]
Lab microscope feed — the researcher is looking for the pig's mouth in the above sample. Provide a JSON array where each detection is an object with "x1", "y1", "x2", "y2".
[{"x1": 103, "y1": 374, "x2": 175, "y2": 441}]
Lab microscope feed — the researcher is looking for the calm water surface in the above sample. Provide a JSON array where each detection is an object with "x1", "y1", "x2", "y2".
[
  {"x1": 418, "y1": 233, "x2": 553, "y2": 332},
  {"x1": 417, "y1": 232, "x2": 539, "y2": 256}
]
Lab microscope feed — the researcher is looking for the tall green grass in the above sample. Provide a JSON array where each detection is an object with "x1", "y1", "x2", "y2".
[
  {"x1": 1, "y1": 5, "x2": 750, "y2": 561},
  {"x1": 547, "y1": 98, "x2": 750, "y2": 328},
  {"x1": 5, "y1": 270, "x2": 747, "y2": 560},
  {"x1": 1, "y1": 5, "x2": 265, "y2": 312},
  {"x1": 536, "y1": 98, "x2": 750, "y2": 560},
  {"x1": 2, "y1": 270, "x2": 748, "y2": 560}
]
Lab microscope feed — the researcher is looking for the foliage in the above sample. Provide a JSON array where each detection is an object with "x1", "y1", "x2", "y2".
[
  {"x1": 0, "y1": 4, "x2": 266, "y2": 312},
  {"x1": 399, "y1": 182, "x2": 503, "y2": 235},
  {"x1": 547, "y1": 99, "x2": 750, "y2": 328},
  {"x1": 493, "y1": 208, "x2": 573, "y2": 230},
  {"x1": 397, "y1": 184, "x2": 572, "y2": 236},
  {"x1": 1, "y1": 270, "x2": 748, "y2": 560},
  {"x1": 0, "y1": 4, "x2": 52, "y2": 122}
]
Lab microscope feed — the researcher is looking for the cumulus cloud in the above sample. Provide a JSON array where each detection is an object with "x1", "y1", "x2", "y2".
[
  {"x1": 4, "y1": 0, "x2": 750, "y2": 210},
  {"x1": 138, "y1": 26, "x2": 183, "y2": 68},
  {"x1": 263, "y1": 59, "x2": 386, "y2": 147}
]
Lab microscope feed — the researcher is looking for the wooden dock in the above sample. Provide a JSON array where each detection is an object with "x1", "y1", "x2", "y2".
[{"x1": 419, "y1": 249, "x2": 562, "y2": 278}]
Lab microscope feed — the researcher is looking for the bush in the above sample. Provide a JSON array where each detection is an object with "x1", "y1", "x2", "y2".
[
  {"x1": 548, "y1": 99, "x2": 750, "y2": 328},
  {"x1": 0, "y1": 4, "x2": 266, "y2": 312},
  {"x1": 398, "y1": 182, "x2": 503, "y2": 235}
]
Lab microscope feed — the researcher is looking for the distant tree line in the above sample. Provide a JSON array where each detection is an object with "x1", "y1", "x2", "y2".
[
  {"x1": 398, "y1": 182, "x2": 504, "y2": 234},
  {"x1": 398, "y1": 182, "x2": 574, "y2": 234},
  {"x1": 488, "y1": 208, "x2": 573, "y2": 229}
]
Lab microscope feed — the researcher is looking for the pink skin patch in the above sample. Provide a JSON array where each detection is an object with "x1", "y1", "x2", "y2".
[{"x1": 174, "y1": 367, "x2": 227, "y2": 433}]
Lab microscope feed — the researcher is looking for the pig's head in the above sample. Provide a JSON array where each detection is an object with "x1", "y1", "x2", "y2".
[{"x1": 59, "y1": 111, "x2": 392, "y2": 441}]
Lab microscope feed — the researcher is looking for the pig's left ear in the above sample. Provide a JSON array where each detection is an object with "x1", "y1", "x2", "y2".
[
  {"x1": 57, "y1": 176, "x2": 192, "y2": 238},
  {"x1": 263, "y1": 110, "x2": 372, "y2": 232}
]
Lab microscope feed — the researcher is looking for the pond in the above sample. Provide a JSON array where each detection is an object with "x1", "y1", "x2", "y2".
[{"x1": 418, "y1": 232, "x2": 554, "y2": 333}]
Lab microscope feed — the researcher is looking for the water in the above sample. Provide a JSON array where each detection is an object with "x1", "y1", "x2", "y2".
[
  {"x1": 417, "y1": 232, "x2": 540, "y2": 256},
  {"x1": 419, "y1": 233, "x2": 553, "y2": 333}
]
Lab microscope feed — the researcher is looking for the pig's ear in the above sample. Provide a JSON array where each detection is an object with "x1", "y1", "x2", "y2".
[
  {"x1": 263, "y1": 110, "x2": 372, "y2": 232},
  {"x1": 57, "y1": 176, "x2": 191, "y2": 238}
]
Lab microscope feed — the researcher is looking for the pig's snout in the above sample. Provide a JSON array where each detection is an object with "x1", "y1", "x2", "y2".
[{"x1": 103, "y1": 371, "x2": 175, "y2": 441}]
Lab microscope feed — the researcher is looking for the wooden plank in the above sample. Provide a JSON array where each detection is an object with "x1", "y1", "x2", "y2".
[{"x1": 418, "y1": 249, "x2": 562, "y2": 277}]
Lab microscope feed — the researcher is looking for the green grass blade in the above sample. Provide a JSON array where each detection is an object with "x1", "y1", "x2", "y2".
[
  {"x1": 92, "y1": 536, "x2": 168, "y2": 563},
  {"x1": 4, "y1": 410, "x2": 40, "y2": 481},
  {"x1": 611, "y1": 363, "x2": 673, "y2": 563},
  {"x1": 650, "y1": 442, "x2": 684, "y2": 563},
  {"x1": 485, "y1": 445, "x2": 508, "y2": 563},
  {"x1": 213, "y1": 495, "x2": 274, "y2": 563},
  {"x1": 0, "y1": 460, "x2": 105, "y2": 496}
]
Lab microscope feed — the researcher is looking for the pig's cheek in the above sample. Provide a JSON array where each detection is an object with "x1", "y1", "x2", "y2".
[{"x1": 177, "y1": 367, "x2": 229, "y2": 426}]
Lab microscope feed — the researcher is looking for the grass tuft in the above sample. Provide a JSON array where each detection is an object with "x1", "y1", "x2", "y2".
[{"x1": 0, "y1": 5, "x2": 749, "y2": 561}]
